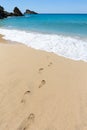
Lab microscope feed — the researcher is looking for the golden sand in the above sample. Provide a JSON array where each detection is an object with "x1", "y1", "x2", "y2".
[{"x1": 0, "y1": 35, "x2": 87, "y2": 130}]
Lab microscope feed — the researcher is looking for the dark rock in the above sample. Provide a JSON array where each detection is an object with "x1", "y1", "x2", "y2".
[
  {"x1": 9, "y1": 13, "x2": 15, "y2": 16},
  {"x1": 13, "y1": 7, "x2": 23, "y2": 16},
  {"x1": 0, "y1": 6, "x2": 4, "y2": 12},
  {"x1": 0, "y1": 12, "x2": 5, "y2": 19},
  {"x1": 0, "y1": 5, "x2": 37, "y2": 19},
  {"x1": 4, "y1": 11, "x2": 12, "y2": 17},
  {"x1": 24, "y1": 9, "x2": 38, "y2": 15},
  {"x1": 0, "y1": 6, "x2": 13, "y2": 19},
  {"x1": 0, "y1": 5, "x2": 6, "y2": 19}
]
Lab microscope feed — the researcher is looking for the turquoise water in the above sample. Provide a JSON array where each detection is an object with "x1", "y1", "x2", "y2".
[
  {"x1": 0, "y1": 14, "x2": 87, "y2": 61},
  {"x1": 0, "y1": 14, "x2": 87, "y2": 37}
]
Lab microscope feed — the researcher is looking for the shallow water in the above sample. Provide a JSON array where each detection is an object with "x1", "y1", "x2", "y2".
[{"x1": 0, "y1": 14, "x2": 87, "y2": 61}]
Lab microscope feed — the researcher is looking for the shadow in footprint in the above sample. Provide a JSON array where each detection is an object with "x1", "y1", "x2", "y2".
[
  {"x1": 17, "y1": 113, "x2": 35, "y2": 130},
  {"x1": 48, "y1": 62, "x2": 53, "y2": 67},
  {"x1": 39, "y1": 68, "x2": 44, "y2": 73},
  {"x1": 39, "y1": 80, "x2": 46, "y2": 88},
  {"x1": 21, "y1": 90, "x2": 31, "y2": 103},
  {"x1": 24, "y1": 91, "x2": 31, "y2": 95}
]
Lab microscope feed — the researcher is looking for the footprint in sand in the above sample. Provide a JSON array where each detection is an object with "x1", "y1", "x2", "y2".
[
  {"x1": 48, "y1": 62, "x2": 53, "y2": 67},
  {"x1": 38, "y1": 62, "x2": 52, "y2": 73},
  {"x1": 38, "y1": 68, "x2": 44, "y2": 73},
  {"x1": 17, "y1": 113, "x2": 35, "y2": 130},
  {"x1": 24, "y1": 91, "x2": 31, "y2": 95},
  {"x1": 39, "y1": 80, "x2": 46, "y2": 88},
  {"x1": 21, "y1": 90, "x2": 31, "y2": 103}
]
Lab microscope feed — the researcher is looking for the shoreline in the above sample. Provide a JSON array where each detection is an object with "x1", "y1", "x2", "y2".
[
  {"x1": 0, "y1": 34, "x2": 22, "y2": 45},
  {"x1": 0, "y1": 35, "x2": 87, "y2": 130},
  {"x1": 0, "y1": 28, "x2": 87, "y2": 62}
]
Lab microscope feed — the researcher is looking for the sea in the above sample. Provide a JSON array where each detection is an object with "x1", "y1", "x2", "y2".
[{"x1": 0, "y1": 14, "x2": 87, "y2": 61}]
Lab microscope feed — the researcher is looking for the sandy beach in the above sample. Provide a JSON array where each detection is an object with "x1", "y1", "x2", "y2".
[{"x1": 0, "y1": 35, "x2": 87, "y2": 130}]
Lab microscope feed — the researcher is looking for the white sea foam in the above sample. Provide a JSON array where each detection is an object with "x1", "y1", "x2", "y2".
[{"x1": 0, "y1": 28, "x2": 87, "y2": 61}]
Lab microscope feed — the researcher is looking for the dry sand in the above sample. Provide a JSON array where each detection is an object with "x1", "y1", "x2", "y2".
[{"x1": 0, "y1": 35, "x2": 87, "y2": 130}]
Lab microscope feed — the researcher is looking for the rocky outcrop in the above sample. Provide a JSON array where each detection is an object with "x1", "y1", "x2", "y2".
[
  {"x1": 0, "y1": 6, "x2": 4, "y2": 13},
  {"x1": 0, "y1": 6, "x2": 7, "y2": 19},
  {"x1": 24, "y1": 9, "x2": 38, "y2": 14},
  {"x1": 0, "y1": 5, "x2": 37, "y2": 19},
  {"x1": 4, "y1": 11, "x2": 13, "y2": 17},
  {"x1": 13, "y1": 7, "x2": 23, "y2": 16},
  {"x1": 0, "y1": 6, "x2": 23, "y2": 19}
]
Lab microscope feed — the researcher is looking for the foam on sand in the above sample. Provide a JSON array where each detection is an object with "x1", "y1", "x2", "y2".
[{"x1": 0, "y1": 28, "x2": 87, "y2": 61}]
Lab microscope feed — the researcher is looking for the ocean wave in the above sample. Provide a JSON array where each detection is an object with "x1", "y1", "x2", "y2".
[{"x1": 0, "y1": 28, "x2": 87, "y2": 61}]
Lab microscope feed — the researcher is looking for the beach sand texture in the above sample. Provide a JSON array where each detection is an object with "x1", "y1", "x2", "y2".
[{"x1": 0, "y1": 36, "x2": 87, "y2": 130}]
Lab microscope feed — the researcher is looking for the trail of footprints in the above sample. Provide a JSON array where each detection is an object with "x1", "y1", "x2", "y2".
[
  {"x1": 21, "y1": 62, "x2": 52, "y2": 103},
  {"x1": 17, "y1": 113, "x2": 35, "y2": 130},
  {"x1": 19, "y1": 62, "x2": 52, "y2": 129},
  {"x1": 38, "y1": 62, "x2": 53, "y2": 88}
]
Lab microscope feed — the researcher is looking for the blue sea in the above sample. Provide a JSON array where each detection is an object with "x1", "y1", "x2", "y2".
[{"x1": 0, "y1": 14, "x2": 87, "y2": 61}]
